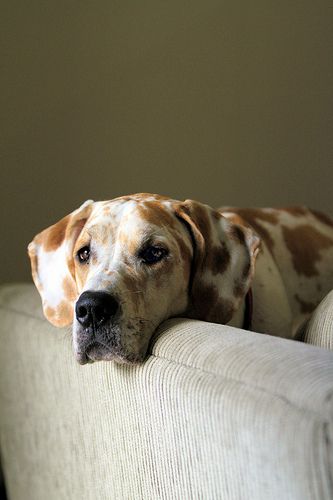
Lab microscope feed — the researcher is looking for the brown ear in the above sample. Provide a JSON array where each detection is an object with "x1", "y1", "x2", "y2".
[
  {"x1": 28, "y1": 200, "x2": 94, "y2": 327},
  {"x1": 175, "y1": 200, "x2": 260, "y2": 324}
]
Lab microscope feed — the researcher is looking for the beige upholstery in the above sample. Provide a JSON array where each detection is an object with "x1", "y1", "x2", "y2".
[
  {"x1": 0, "y1": 284, "x2": 332, "y2": 500},
  {"x1": 299, "y1": 290, "x2": 333, "y2": 350}
]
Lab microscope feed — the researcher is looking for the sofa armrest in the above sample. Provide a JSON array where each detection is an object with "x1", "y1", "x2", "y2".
[
  {"x1": 299, "y1": 290, "x2": 333, "y2": 350},
  {"x1": 0, "y1": 284, "x2": 332, "y2": 500}
]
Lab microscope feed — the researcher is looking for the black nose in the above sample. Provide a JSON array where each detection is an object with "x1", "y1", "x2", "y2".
[{"x1": 75, "y1": 291, "x2": 119, "y2": 328}]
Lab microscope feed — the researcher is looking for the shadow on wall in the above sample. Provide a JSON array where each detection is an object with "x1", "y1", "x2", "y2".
[{"x1": 1, "y1": 1, "x2": 333, "y2": 283}]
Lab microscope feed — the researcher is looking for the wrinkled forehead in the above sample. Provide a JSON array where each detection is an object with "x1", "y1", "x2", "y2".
[{"x1": 85, "y1": 196, "x2": 180, "y2": 242}]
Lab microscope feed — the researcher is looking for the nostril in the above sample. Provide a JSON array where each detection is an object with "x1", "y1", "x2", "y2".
[{"x1": 77, "y1": 305, "x2": 88, "y2": 319}]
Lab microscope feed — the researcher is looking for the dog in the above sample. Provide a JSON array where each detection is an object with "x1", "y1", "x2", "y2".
[{"x1": 28, "y1": 193, "x2": 333, "y2": 364}]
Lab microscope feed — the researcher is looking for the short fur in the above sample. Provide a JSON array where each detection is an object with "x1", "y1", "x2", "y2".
[{"x1": 28, "y1": 194, "x2": 333, "y2": 364}]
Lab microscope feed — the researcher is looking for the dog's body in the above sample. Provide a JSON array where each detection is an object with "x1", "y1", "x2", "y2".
[{"x1": 28, "y1": 194, "x2": 333, "y2": 364}]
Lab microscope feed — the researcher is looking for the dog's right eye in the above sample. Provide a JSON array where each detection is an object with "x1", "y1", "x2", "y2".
[{"x1": 77, "y1": 246, "x2": 90, "y2": 264}]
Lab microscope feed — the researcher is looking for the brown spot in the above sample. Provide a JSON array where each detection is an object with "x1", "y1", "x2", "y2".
[
  {"x1": 189, "y1": 203, "x2": 213, "y2": 248},
  {"x1": 310, "y1": 209, "x2": 333, "y2": 228},
  {"x1": 223, "y1": 208, "x2": 278, "y2": 252},
  {"x1": 138, "y1": 203, "x2": 177, "y2": 231},
  {"x1": 42, "y1": 215, "x2": 70, "y2": 252},
  {"x1": 206, "y1": 242, "x2": 230, "y2": 275},
  {"x1": 62, "y1": 276, "x2": 77, "y2": 302},
  {"x1": 225, "y1": 208, "x2": 279, "y2": 225},
  {"x1": 234, "y1": 281, "x2": 245, "y2": 298},
  {"x1": 212, "y1": 210, "x2": 223, "y2": 221},
  {"x1": 45, "y1": 300, "x2": 74, "y2": 326},
  {"x1": 280, "y1": 206, "x2": 308, "y2": 216},
  {"x1": 45, "y1": 306, "x2": 56, "y2": 319},
  {"x1": 27, "y1": 242, "x2": 40, "y2": 287},
  {"x1": 282, "y1": 224, "x2": 333, "y2": 276},
  {"x1": 294, "y1": 294, "x2": 316, "y2": 314},
  {"x1": 228, "y1": 225, "x2": 246, "y2": 245},
  {"x1": 191, "y1": 282, "x2": 234, "y2": 323},
  {"x1": 211, "y1": 298, "x2": 235, "y2": 324},
  {"x1": 116, "y1": 193, "x2": 170, "y2": 204}
]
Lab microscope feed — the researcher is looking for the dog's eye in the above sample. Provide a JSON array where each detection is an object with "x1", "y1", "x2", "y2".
[
  {"x1": 140, "y1": 246, "x2": 168, "y2": 265},
  {"x1": 77, "y1": 246, "x2": 90, "y2": 264}
]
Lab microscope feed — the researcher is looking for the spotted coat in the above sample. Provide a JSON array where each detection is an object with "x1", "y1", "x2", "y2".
[{"x1": 28, "y1": 194, "x2": 333, "y2": 363}]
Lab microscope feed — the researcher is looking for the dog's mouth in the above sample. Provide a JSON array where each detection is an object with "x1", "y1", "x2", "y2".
[
  {"x1": 76, "y1": 341, "x2": 145, "y2": 365},
  {"x1": 76, "y1": 341, "x2": 115, "y2": 365}
]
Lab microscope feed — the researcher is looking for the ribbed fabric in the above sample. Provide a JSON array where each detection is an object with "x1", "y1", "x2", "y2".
[
  {"x1": 301, "y1": 290, "x2": 333, "y2": 350},
  {"x1": 0, "y1": 284, "x2": 332, "y2": 500}
]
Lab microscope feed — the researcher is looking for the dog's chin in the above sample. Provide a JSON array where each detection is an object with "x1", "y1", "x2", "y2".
[{"x1": 75, "y1": 342, "x2": 146, "y2": 366}]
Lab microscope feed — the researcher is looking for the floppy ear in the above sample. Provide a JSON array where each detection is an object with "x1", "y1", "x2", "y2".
[
  {"x1": 28, "y1": 200, "x2": 94, "y2": 327},
  {"x1": 175, "y1": 200, "x2": 260, "y2": 324}
]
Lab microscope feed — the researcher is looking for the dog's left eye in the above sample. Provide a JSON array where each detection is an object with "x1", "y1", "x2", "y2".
[{"x1": 140, "y1": 246, "x2": 168, "y2": 265}]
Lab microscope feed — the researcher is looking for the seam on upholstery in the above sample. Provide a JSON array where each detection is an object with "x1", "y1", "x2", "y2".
[{"x1": 148, "y1": 351, "x2": 333, "y2": 419}]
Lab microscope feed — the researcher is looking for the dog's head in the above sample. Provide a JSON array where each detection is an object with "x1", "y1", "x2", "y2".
[{"x1": 28, "y1": 194, "x2": 259, "y2": 364}]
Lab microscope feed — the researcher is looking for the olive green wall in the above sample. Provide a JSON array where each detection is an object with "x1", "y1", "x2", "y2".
[{"x1": 1, "y1": 1, "x2": 333, "y2": 283}]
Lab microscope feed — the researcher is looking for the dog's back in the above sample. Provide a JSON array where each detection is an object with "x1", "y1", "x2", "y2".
[{"x1": 221, "y1": 206, "x2": 333, "y2": 336}]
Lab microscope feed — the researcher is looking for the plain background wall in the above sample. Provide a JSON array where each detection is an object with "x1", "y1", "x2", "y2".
[{"x1": 1, "y1": 1, "x2": 332, "y2": 284}]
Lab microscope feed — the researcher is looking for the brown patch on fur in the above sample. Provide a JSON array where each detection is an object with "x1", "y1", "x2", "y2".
[
  {"x1": 223, "y1": 207, "x2": 279, "y2": 251},
  {"x1": 41, "y1": 215, "x2": 70, "y2": 252},
  {"x1": 27, "y1": 243, "x2": 40, "y2": 289},
  {"x1": 280, "y1": 207, "x2": 308, "y2": 216},
  {"x1": 228, "y1": 225, "x2": 246, "y2": 246},
  {"x1": 223, "y1": 208, "x2": 279, "y2": 225},
  {"x1": 191, "y1": 282, "x2": 234, "y2": 323},
  {"x1": 294, "y1": 294, "x2": 316, "y2": 314},
  {"x1": 234, "y1": 281, "x2": 245, "y2": 298},
  {"x1": 282, "y1": 224, "x2": 333, "y2": 276},
  {"x1": 62, "y1": 276, "x2": 77, "y2": 302},
  {"x1": 138, "y1": 203, "x2": 178, "y2": 231},
  {"x1": 206, "y1": 242, "x2": 230, "y2": 275},
  {"x1": 228, "y1": 208, "x2": 277, "y2": 252},
  {"x1": 212, "y1": 210, "x2": 223, "y2": 221},
  {"x1": 189, "y1": 203, "x2": 213, "y2": 248},
  {"x1": 116, "y1": 193, "x2": 170, "y2": 204},
  {"x1": 310, "y1": 209, "x2": 333, "y2": 228},
  {"x1": 211, "y1": 298, "x2": 235, "y2": 324},
  {"x1": 45, "y1": 300, "x2": 74, "y2": 326}
]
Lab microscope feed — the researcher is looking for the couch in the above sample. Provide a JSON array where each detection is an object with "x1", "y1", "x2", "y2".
[{"x1": 0, "y1": 283, "x2": 332, "y2": 499}]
